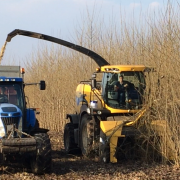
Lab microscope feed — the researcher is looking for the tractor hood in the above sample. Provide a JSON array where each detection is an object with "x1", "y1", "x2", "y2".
[
  {"x1": 0, "y1": 103, "x2": 22, "y2": 138},
  {"x1": 0, "y1": 103, "x2": 22, "y2": 115}
]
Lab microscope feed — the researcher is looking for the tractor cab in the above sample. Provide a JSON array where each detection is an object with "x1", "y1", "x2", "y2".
[
  {"x1": 0, "y1": 80, "x2": 25, "y2": 110},
  {"x1": 0, "y1": 78, "x2": 25, "y2": 138}
]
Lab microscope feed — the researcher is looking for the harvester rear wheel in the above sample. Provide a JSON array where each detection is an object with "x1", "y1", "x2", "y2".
[
  {"x1": 80, "y1": 114, "x2": 94, "y2": 157},
  {"x1": 64, "y1": 123, "x2": 79, "y2": 154},
  {"x1": 30, "y1": 132, "x2": 52, "y2": 174}
]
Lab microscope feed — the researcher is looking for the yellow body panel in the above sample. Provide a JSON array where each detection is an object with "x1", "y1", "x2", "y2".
[
  {"x1": 100, "y1": 121, "x2": 125, "y2": 136},
  {"x1": 109, "y1": 137, "x2": 119, "y2": 163},
  {"x1": 100, "y1": 121, "x2": 125, "y2": 163},
  {"x1": 75, "y1": 84, "x2": 91, "y2": 113},
  {"x1": 104, "y1": 103, "x2": 139, "y2": 114}
]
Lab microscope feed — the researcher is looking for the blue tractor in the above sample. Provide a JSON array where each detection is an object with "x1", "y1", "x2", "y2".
[{"x1": 0, "y1": 66, "x2": 51, "y2": 174}]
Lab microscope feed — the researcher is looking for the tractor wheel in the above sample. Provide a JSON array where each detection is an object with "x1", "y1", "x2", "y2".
[
  {"x1": 31, "y1": 132, "x2": 52, "y2": 174},
  {"x1": 64, "y1": 123, "x2": 79, "y2": 154},
  {"x1": 99, "y1": 129, "x2": 110, "y2": 163},
  {"x1": 80, "y1": 114, "x2": 94, "y2": 156}
]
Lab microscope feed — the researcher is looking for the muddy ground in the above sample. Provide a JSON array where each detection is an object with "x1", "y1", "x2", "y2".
[{"x1": 0, "y1": 131, "x2": 180, "y2": 180}]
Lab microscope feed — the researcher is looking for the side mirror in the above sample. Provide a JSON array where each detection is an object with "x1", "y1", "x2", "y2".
[
  {"x1": 91, "y1": 79, "x2": 96, "y2": 89},
  {"x1": 39, "y1": 80, "x2": 46, "y2": 90}
]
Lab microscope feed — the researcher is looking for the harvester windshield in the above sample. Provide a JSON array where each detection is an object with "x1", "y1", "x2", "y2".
[{"x1": 101, "y1": 71, "x2": 145, "y2": 109}]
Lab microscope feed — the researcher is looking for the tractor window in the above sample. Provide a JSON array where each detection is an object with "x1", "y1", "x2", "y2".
[{"x1": 0, "y1": 83, "x2": 24, "y2": 111}]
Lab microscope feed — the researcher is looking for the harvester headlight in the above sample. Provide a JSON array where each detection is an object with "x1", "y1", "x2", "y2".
[
  {"x1": 96, "y1": 68, "x2": 100, "y2": 72},
  {"x1": 105, "y1": 68, "x2": 120, "y2": 72},
  {"x1": 113, "y1": 68, "x2": 120, "y2": 72},
  {"x1": 97, "y1": 111, "x2": 102, "y2": 115},
  {"x1": 87, "y1": 108, "x2": 90, "y2": 114}
]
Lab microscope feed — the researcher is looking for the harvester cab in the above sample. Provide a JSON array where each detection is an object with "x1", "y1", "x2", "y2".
[{"x1": 88, "y1": 65, "x2": 146, "y2": 111}]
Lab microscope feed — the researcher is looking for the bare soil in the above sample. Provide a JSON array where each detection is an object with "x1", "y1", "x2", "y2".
[{"x1": 0, "y1": 131, "x2": 180, "y2": 180}]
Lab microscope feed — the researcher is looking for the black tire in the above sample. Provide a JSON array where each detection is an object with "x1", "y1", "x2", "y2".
[
  {"x1": 64, "y1": 123, "x2": 79, "y2": 154},
  {"x1": 31, "y1": 132, "x2": 52, "y2": 174},
  {"x1": 80, "y1": 114, "x2": 94, "y2": 156},
  {"x1": 99, "y1": 129, "x2": 110, "y2": 163}
]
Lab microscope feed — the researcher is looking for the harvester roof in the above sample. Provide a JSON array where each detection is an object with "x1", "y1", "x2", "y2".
[{"x1": 100, "y1": 65, "x2": 146, "y2": 73}]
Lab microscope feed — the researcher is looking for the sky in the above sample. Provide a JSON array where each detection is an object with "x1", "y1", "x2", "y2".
[{"x1": 0, "y1": 0, "x2": 171, "y2": 66}]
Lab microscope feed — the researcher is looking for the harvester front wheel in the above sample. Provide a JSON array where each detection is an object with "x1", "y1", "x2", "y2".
[
  {"x1": 80, "y1": 114, "x2": 94, "y2": 156},
  {"x1": 64, "y1": 123, "x2": 79, "y2": 154},
  {"x1": 31, "y1": 132, "x2": 52, "y2": 174}
]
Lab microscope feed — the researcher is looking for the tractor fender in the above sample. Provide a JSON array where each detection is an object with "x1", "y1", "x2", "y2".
[
  {"x1": 26, "y1": 108, "x2": 36, "y2": 128},
  {"x1": 80, "y1": 104, "x2": 89, "y2": 119}
]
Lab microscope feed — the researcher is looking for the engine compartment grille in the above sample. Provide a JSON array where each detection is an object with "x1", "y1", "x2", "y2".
[{"x1": 1, "y1": 117, "x2": 19, "y2": 126}]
